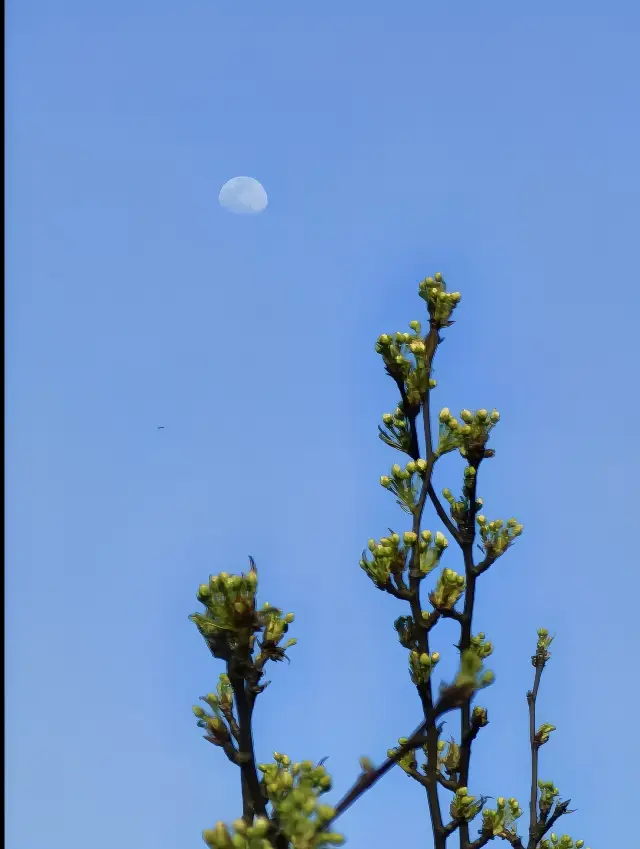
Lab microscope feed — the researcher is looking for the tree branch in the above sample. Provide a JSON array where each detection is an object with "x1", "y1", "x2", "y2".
[
  {"x1": 527, "y1": 661, "x2": 545, "y2": 841},
  {"x1": 328, "y1": 681, "x2": 467, "y2": 829},
  {"x1": 228, "y1": 672, "x2": 268, "y2": 822},
  {"x1": 428, "y1": 482, "x2": 462, "y2": 545}
]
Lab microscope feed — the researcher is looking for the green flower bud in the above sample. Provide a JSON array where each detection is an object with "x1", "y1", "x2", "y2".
[
  {"x1": 416, "y1": 458, "x2": 427, "y2": 471},
  {"x1": 448, "y1": 418, "x2": 459, "y2": 430},
  {"x1": 476, "y1": 409, "x2": 488, "y2": 421},
  {"x1": 435, "y1": 531, "x2": 448, "y2": 548},
  {"x1": 431, "y1": 651, "x2": 440, "y2": 663},
  {"x1": 406, "y1": 461, "x2": 417, "y2": 473},
  {"x1": 419, "y1": 652, "x2": 432, "y2": 666},
  {"x1": 380, "y1": 475, "x2": 391, "y2": 488},
  {"x1": 409, "y1": 320, "x2": 421, "y2": 332},
  {"x1": 403, "y1": 531, "x2": 418, "y2": 546},
  {"x1": 490, "y1": 409, "x2": 500, "y2": 422},
  {"x1": 439, "y1": 408, "x2": 451, "y2": 422},
  {"x1": 192, "y1": 705, "x2": 207, "y2": 718},
  {"x1": 429, "y1": 378, "x2": 437, "y2": 388},
  {"x1": 421, "y1": 529, "x2": 432, "y2": 542},
  {"x1": 284, "y1": 612, "x2": 295, "y2": 623},
  {"x1": 460, "y1": 409, "x2": 473, "y2": 423},
  {"x1": 252, "y1": 817, "x2": 269, "y2": 837},
  {"x1": 391, "y1": 464, "x2": 402, "y2": 477}
]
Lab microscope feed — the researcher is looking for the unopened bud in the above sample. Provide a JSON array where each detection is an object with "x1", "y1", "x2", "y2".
[
  {"x1": 284, "y1": 612, "x2": 295, "y2": 623},
  {"x1": 403, "y1": 531, "x2": 418, "y2": 546},
  {"x1": 460, "y1": 409, "x2": 473, "y2": 423}
]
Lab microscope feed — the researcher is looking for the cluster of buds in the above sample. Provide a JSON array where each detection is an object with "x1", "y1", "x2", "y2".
[
  {"x1": 538, "y1": 779, "x2": 560, "y2": 816},
  {"x1": 535, "y1": 722, "x2": 557, "y2": 747},
  {"x1": 379, "y1": 407, "x2": 413, "y2": 454},
  {"x1": 192, "y1": 673, "x2": 237, "y2": 749},
  {"x1": 408, "y1": 648, "x2": 440, "y2": 686},
  {"x1": 189, "y1": 565, "x2": 260, "y2": 657},
  {"x1": 202, "y1": 817, "x2": 274, "y2": 849},
  {"x1": 476, "y1": 515, "x2": 523, "y2": 559},
  {"x1": 379, "y1": 458, "x2": 427, "y2": 513},
  {"x1": 256, "y1": 606, "x2": 297, "y2": 664},
  {"x1": 454, "y1": 649, "x2": 495, "y2": 700},
  {"x1": 192, "y1": 703, "x2": 232, "y2": 748},
  {"x1": 437, "y1": 737, "x2": 460, "y2": 775},
  {"x1": 257, "y1": 756, "x2": 344, "y2": 848},
  {"x1": 534, "y1": 627, "x2": 554, "y2": 666},
  {"x1": 417, "y1": 273, "x2": 461, "y2": 327},
  {"x1": 469, "y1": 632, "x2": 493, "y2": 661},
  {"x1": 387, "y1": 736, "x2": 418, "y2": 775},
  {"x1": 450, "y1": 786, "x2": 483, "y2": 822},
  {"x1": 375, "y1": 324, "x2": 437, "y2": 409},
  {"x1": 540, "y1": 836, "x2": 587, "y2": 849},
  {"x1": 436, "y1": 407, "x2": 500, "y2": 462},
  {"x1": 189, "y1": 560, "x2": 296, "y2": 665},
  {"x1": 471, "y1": 705, "x2": 489, "y2": 729},
  {"x1": 360, "y1": 531, "x2": 406, "y2": 589},
  {"x1": 481, "y1": 796, "x2": 522, "y2": 837},
  {"x1": 360, "y1": 528, "x2": 449, "y2": 590},
  {"x1": 428, "y1": 567, "x2": 465, "y2": 610}
]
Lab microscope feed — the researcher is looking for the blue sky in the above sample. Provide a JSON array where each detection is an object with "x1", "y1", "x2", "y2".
[{"x1": 6, "y1": 2, "x2": 639, "y2": 848}]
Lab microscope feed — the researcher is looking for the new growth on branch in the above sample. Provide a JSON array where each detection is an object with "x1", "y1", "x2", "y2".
[{"x1": 188, "y1": 274, "x2": 591, "y2": 849}]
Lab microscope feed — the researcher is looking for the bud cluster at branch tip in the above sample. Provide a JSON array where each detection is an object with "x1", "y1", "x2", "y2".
[{"x1": 436, "y1": 407, "x2": 500, "y2": 462}]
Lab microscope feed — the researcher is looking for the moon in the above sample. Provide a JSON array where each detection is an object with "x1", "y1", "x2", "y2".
[{"x1": 218, "y1": 176, "x2": 268, "y2": 215}]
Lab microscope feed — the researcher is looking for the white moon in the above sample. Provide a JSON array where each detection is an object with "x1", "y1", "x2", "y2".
[{"x1": 218, "y1": 176, "x2": 268, "y2": 215}]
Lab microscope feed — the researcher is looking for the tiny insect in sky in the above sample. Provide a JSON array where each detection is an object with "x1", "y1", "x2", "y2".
[{"x1": 157, "y1": 426, "x2": 164, "y2": 430}]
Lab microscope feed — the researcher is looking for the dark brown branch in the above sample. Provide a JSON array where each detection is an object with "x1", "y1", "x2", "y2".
[
  {"x1": 229, "y1": 672, "x2": 268, "y2": 822},
  {"x1": 436, "y1": 772, "x2": 459, "y2": 792},
  {"x1": 466, "y1": 833, "x2": 501, "y2": 849},
  {"x1": 527, "y1": 799, "x2": 572, "y2": 849},
  {"x1": 457, "y1": 464, "x2": 481, "y2": 849},
  {"x1": 405, "y1": 323, "x2": 450, "y2": 849},
  {"x1": 527, "y1": 661, "x2": 545, "y2": 840},
  {"x1": 473, "y1": 554, "x2": 496, "y2": 577},
  {"x1": 328, "y1": 681, "x2": 466, "y2": 829},
  {"x1": 428, "y1": 482, "x2": 463, "y2": 545}
]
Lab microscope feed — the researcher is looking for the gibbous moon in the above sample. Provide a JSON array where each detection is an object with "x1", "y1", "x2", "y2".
[{"x1": 218, "y1": 176, "x2": 268, "y2": 215}]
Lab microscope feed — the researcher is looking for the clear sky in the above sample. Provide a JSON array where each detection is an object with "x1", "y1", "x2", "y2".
[{"x1": 6, "y1": 2, "x2": 639, "y2": 848}]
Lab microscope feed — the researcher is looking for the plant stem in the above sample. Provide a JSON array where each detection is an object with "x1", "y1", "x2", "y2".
[{"x1": 527, "y1": 662, "x2": 544, "y2": 841}]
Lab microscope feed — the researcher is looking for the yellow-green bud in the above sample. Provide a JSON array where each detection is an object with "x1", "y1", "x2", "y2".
[
  {"x1": 192, "y1": 705, "x2": 207, "y2": 718},
  {"x1": 406, "y1": 461, "x2": 417, "y2": 473},
  {"x1": 284, "y1": 612, "x2": 295, "y2": 623},
  {"x1": 476, "y1": 409, "x2": 488, "y2": 421},
  {"x1": 359, "y1": 756, "x2": 374, "y2": 772},
  {"x1": 490, "y1": 409, "x2": 500, "y2": 422},
  {"x1": 380, "y1": 475, "x2": 391, "y2": 487},
  {"x1": 404, "y1": 531, "x2": 418, "y2": 546},
  {"x1": 419, "y1": 652, "x2": 432, "y2": 666},
  {"x1": 391, "y1": 464, "x2": 402, "y2": 477},
  {"x1": 439, "y1": 408, "x2": 451, "y2": 422},
  {"x1": 431, "y1": 651, "x2": 440, "y2": 663},
  {"x1": 409, "y1": 320, "x2": 421, "y2": 332},
  {"x1": 416, "y1": 458, "x2": 427, "y2": 471},
  {"x1": 448, "y1": 418, "x2": 459, "y2": 430},
  {"x1": 382, "y1": 413, "x2": 394, "y2": 425},
  {"x1": 421, "y1": 529, "x2": 432, "y2": 542},
  {"x1": 435, "y1": 531, "x2": 448, "y2": 548},
  {"x1": 460, "y1": 409, "x2": 473, "y2": 423}
]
